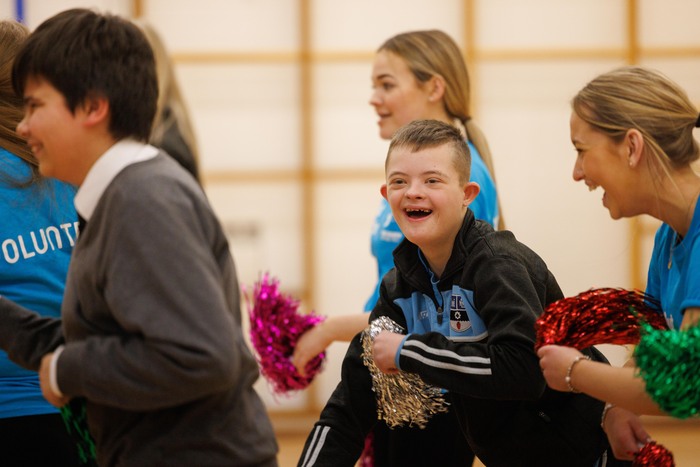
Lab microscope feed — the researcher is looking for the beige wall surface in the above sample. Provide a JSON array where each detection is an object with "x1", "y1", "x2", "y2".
[{"x1": 3, "y1": 0, "x2": 700, "y2": 414}]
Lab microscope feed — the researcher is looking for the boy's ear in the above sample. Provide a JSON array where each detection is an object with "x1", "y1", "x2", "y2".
[
  {"x1": 380, "y1": 184, "x2": 388, "y2": 200},
  {"x1": 463, "y1": 182, "x2": 480, "y2": 207},
  {"x1": 80, "y1": 93, "x2": 110, "y2": 127}
]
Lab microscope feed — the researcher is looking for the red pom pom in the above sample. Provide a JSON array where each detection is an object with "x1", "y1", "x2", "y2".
[
  {"x1": 536, "y1": 288, "x2": 675, "y2": 463},
  {"x1": 633, "y1": 441, "x2": 675, "y2": 466},
  {"x1": 535, "y1": 288, "x2": 669, "y2": 350},
  {"x1": 246, "y1": 273, "x2": 326, "y2": 394}
]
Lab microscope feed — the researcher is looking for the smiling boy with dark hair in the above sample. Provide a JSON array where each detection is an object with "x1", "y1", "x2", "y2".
[
  {"x1": 299, "y1": 120, "x2": 618, "y2": 467},
  {"x1": 0, "y1": 8, "x2": 278, "y2": 466}
]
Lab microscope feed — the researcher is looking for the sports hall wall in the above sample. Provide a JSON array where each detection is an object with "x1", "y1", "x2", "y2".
[{"x1": 3, "y1": 0, "x2": 700, "y2": 419}]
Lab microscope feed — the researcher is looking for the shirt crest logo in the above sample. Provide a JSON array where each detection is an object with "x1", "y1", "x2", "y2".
[{"x1": 450, "y1": 294, "x2": 471, "y2": 333}]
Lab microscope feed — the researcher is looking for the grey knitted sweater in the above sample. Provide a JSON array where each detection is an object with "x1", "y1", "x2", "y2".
[{"x1": 0, "y1": 153, "x2": 277, "y2": 466}]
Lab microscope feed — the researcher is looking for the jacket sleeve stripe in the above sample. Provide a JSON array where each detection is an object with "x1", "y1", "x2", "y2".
[
  {"x1": 403, "y1": 339, "x2": 491, "y2": 364},
  {"x1": 402, "y1": 349, "x2": 493, "y2": 375},
  {"x1": 300, "y1": 425, "x2": 331, "y2": 467}
]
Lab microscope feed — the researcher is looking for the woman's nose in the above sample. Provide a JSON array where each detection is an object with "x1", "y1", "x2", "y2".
[
  {"x1": 369, "y1": 89, "x2": 381, "y2": 107},
  {"x1": 572, "y1": 159, "x2": 584, "y2": 181}
]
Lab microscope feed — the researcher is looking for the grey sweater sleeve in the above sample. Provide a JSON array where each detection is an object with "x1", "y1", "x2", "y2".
[
  {"x1": 0, "y1": 296, "x2": 64, "y2": 370},
  {"x1": 57, "y1": 163, "x2": 251, "y2": 410}
]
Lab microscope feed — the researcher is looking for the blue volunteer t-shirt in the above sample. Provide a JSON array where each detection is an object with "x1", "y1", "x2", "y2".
[
  {"x1": 0, "y1": 148, "x2": 77, "y2": 418},
  {"x1": 646, "y1": 198, "x2": 700, "y2": 330},
  {"x1": 365, "y1": 142, "x2": 498, "y2": 311}
]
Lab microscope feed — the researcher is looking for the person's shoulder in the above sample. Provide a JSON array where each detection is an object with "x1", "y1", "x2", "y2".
[
  {"x1": 105, "y1": 153, "x2": 205, "y2": 212},
  {"x1": 0, "y1": 148, "x2": 29, "y2": 180},
  {"x1": 468, "y1": 222, "x2": 545, "y2": 263},
  {"x1": 118, "y1": 152, "x2": 198, "y2": 188}
]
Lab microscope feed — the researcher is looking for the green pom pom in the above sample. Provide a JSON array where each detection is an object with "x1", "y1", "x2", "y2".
[
  {"x1": 635, "y1": 324, "x2": 700, "y2": 419},
  {"x1": 60, "y1": 398, "x2": 97, "y2": 465}
]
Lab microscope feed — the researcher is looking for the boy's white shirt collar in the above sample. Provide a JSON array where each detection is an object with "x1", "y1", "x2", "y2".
[{"x1": 74, "y1": 139, "x2": 158, "y2": 221}]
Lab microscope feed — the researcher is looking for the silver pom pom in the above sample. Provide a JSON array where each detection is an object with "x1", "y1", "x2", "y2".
[{"x1": 361, "y1": 316, "x2": 449, "y2": 429}]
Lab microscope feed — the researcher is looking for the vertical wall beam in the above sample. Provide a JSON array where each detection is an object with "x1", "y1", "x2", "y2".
[
  {"x1": 131, "y1": 0, "x2": 144, "y2": 18},
  {"x1": 298, "y1": 0, "x2": 320, "y2": 412},
  {"x1": 626, "y1": 0, "x2": 644, "y2": 290},
  {"x1": 463, "y1": 0, "x2": 477, "y2": 115},
  {"x1": 626, "y1": 0, "x2": 639, "y2": 65},
  {"x1": 299, "y1": 0, "x2": 314, "y2": 311}
]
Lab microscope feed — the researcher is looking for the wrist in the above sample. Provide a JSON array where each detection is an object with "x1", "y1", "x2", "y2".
[
  {"x1": 49, "y1": 346, "x2": 65, "y2": 397},
  {"x1": 565, "y1": 355, "x2": 590, "y2": 393},
  {"x1": 601, "y1": 402, "x2": 615, "y2": 429}
]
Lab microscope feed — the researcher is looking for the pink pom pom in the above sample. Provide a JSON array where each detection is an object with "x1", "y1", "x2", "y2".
[{"x1": 246, "y1": 273, "x2": 326, "y2": 394}]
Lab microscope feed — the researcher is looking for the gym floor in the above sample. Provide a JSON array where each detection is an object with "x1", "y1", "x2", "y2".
[{"x1": 276, "y1": 416, "x2": 700, "y2": 466}]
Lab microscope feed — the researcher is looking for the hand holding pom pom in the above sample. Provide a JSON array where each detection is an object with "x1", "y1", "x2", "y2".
[
  {"x1": 361, "y1": 317, "x2": 449, "y2": 429},
  {"x1": 535, "y1": 287, "x2": 676, "y2": 462},
  {"x1": 246, "y1": 273, "x2": 326, "y2": 394}
]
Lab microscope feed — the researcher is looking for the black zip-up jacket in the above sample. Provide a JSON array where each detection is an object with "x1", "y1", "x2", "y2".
[{"x1": 299, "y1": 211, "x2": 609, "y2": 467}]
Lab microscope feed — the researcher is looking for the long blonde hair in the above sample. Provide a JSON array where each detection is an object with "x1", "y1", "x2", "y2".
[
  {"x1": 0, "y1": 20, "x2": 37, "y2": 184},
  {"x1": 379, "y1": 30, "x2": 504, "y2": 228}
]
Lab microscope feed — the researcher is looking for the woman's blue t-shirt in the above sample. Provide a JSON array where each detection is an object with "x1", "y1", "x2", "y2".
[
  {"x1": 646, "y1": 198, "x2": 700, "y2": 330},
  {"x1": 0, "y1": 148, "x2": 77, "y2": 418}
]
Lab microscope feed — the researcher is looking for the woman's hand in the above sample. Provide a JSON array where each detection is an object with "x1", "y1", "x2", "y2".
[
  {"x1": 291, "y1": 313, "x2": 370, "y2": 375},
  {"x1": 536, "y1": 345, "x2": 585, "y2": 391},
  {"x1": 292, "y1": 322, "x2": 334, "y2": 376},
  {"x1": 603, "y1": 406, "x2": 650, "y2": 460}
]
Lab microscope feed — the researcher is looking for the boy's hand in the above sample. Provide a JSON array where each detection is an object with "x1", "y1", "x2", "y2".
[
  {"x1": 39, "y1": 353, "x2": 70, "y2": 408},
  {"x1": 372, "y1": 331, "x2": 404, "y2": 374}
]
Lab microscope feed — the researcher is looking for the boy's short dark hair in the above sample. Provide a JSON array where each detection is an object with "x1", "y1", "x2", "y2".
[
  {"x1": 12, "y1": 8, "x2": 157, "y2": 142},
  {"x1": 387, "y1": 119, "x2": 472, "y2": 182}
]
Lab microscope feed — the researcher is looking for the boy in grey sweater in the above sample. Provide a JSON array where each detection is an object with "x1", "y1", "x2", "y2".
[{"x1": 0, "y1": 8, "x2": 277, "y2": 466}]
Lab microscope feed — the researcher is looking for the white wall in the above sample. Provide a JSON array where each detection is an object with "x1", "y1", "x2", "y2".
[{"x1": 4, "y1": 0, "x2": 700, "y2": 411}]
